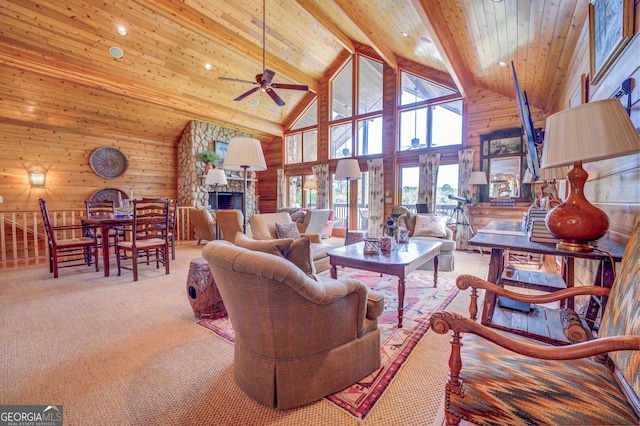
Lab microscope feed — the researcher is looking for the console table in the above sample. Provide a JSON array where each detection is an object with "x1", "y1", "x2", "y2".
[{"x1": 469, "y1": 222, "x2": 626, "y2": 336}]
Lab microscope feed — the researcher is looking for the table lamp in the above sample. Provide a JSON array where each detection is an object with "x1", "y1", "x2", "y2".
[
  {"x1": 223, "y1": 137, "x2": 267, "y2": 234},
  {"x1": 469, "y1": 171, "x2": 487, "y2": 205},
  {"x1": 541, "y1": 98, "x2": 639, "y2": 252},
  {"x1": 335, "y1": 159, "x2": 361, "y2": 244}
]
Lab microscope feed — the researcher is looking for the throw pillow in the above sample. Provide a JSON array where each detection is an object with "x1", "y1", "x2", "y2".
[
  {"x1": 202, "y1": 208, "x2": 215, "y2": 226},
  {"x1": 284, "y1": 236, "x2": 316, "y2": 276},
  {"x1": 275, "y1": 222, "x2": 301, "y2": 240},
  {"x1": 290, "y1": 210, "x2": 306, "y2": 223},
  {"x1": 234, "y1": 232, "x2": 292, "y2": 257},
  {"x1": 413, "y1": 214, "x2": 448, "y2": 237}
]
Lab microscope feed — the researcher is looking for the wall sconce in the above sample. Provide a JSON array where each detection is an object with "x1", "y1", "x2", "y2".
[{"x1": 29, "y1": 171, "x2": 46, "y2": 187}]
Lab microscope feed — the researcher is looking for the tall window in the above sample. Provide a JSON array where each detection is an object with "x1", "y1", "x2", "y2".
[
  {"x1": 398, "y1": 71, "x2": 462, "y2": 151},
  {"x1": 331, "y1": 171, "x2": 368, "y2": 231},
  {"x1": 330, "y1": 56, "x2": 383, "y2": 159},
  {"x1": 285, "y1": 100, "x2": 318, "y2": 165}
]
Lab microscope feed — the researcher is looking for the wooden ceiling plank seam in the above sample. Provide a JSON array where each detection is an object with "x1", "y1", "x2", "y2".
[
  {"x1": 441, "y1": 1, "x2": 474, "y2": 81},
  {"x1": 544, "y1": 1, "x2": 588, "y2": 112},
  {"x1": 410, "y1": 0, "x2": 471, "y2": 97},
  {"x1": 530, "y1": 0, "x2": 560, "y2": 110},
  {"x1": 326, "y1": 0, "x2": 398, "y2": 70},
  {"x1": 139, "y1": 0, "x2": 318, "y2": 91},
  {"x1": 292, "y1": 0, "x2": 355, "y2": 53},
  {"x1": 0, "y1": 47, "x2": 283, "y2": 136},
  {"x1": 459, "y1": 0, "x2": 485, "y2": 84},
  {"x1": 514, "y1": 0, "x2": 532, "y2": 100}
]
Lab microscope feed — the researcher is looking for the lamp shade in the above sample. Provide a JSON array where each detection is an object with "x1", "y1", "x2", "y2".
[
  {"x1": 223, "y1": 137, "x2": 267, "y2": 172},
  {"x1": 469, "y1": 171, "x2": 487, "y2": 185},
  {"x1": 303, "y1": 179, "x2": 317, "y2": 190},
  {"x1": 537, "y1": 166, "x2": 571, "y2": 182},
  {"x1": 335, "y1": 159, "x2": 361, "y2": 180},
  {"x1": 205, "y1": 168, "x2": 228, "y2": 186},
  {"x1": 541, "y1": 99, "x2": 639, "y2": 168}
]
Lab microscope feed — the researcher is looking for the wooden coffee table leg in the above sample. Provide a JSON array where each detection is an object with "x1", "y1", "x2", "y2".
[
  {"x1": 397, "y1": 275, "x2": 405, "y2": 328},
  {"x1": 330, "y1": 262, "x2": 338, "y2": 279},
  {"x1": 433, "y1": 255, "x2": 439, "y2": 287}
]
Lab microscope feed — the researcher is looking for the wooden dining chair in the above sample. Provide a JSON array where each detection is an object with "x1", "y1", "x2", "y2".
[
  {"x1": 167, "y1": 198, "x2": 178, "y2": 260},
  {"x1": 85, "y1": 199, "x2": 118, "y2": 248},
  {"x1": 39, "y1": 198, "x2": 99, "y2": 278},
  {"x1": 114, "y1": 198, "x2": 170, "y2": 281}
]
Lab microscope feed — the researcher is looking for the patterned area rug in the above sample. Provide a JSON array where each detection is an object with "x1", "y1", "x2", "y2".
[{"x1": 197, "y1": 268, "x2": 458, "y2": 420}]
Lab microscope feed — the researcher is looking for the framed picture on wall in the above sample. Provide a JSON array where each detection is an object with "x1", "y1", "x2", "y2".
[
  {"x1": 214, "y1": 141, "x2": 228, "y2": 167},
  {"x1": 589, "y1": 0, "x2": 633, "y2": 85}
]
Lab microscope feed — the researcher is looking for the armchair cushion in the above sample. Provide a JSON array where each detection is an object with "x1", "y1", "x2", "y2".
[
  {"x1": 234, "y1": 232, "x2": 315, "y2": 276},
  {"x1": 413, "y1": 214, "x2": 448, "y2": 237},
  {"x1": 275, "y1": 222, "x2": 301, "y2": 239}
]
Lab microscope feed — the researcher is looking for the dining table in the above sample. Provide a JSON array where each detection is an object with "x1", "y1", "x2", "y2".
[{"x1": 82, "y1": 215, "x2": 134, "y2": 277}]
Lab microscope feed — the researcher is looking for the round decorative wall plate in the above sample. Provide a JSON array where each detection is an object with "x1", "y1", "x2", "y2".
[{"x1": 90, "y1": 146, "x2": 129, "y2": 179}]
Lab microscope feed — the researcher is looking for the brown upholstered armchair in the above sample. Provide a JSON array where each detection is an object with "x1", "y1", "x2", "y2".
[
  {"x1": 202, "y1": 240, "x2": 383, "y2": 410},
  {"x1": 188, "y1": 208, "x2": 216, "y2": 243},
  {"x1": 431, "y1": 220, "x2": 640, "y2": 425}
]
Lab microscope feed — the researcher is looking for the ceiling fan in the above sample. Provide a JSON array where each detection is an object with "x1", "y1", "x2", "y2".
[{"x1": 218, "y1": 0, "x2": 309, "y2": 106}]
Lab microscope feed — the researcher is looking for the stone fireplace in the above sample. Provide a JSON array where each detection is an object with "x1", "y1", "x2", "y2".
[{"x1": 177, "y1": 120, "x2": 258, "y2": 215}]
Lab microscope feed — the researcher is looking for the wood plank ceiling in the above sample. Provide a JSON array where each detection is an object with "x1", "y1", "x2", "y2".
[{"x1": 0, "y1": 0, "x2": 588, "y2": 143}]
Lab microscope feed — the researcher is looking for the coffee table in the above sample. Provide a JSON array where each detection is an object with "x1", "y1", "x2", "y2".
[{"x1": 328, "y1": 240, "x2": 441, "y2": 328}]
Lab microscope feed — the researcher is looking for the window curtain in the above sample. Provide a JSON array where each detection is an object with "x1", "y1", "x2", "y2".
[
  {"x1": 276, "y1": 168, "x2": 285, "y2": 210},
  {"x1": 312, "y1": 164, "x2": 330, "y2": 209},
  {"x1": 456, "y1": 148, "x2": 474, "y2": 249},
  {"x1": 366, "y1": 158, "x2": 384, "y2": 238},
  {"x1": 418, "y1": 153, "x2": 441, "y2": 213}
]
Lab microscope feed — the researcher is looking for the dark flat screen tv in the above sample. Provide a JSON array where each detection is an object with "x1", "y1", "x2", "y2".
[{"x1": 511, "y1": 61, "x2": 542, "y2": 182}]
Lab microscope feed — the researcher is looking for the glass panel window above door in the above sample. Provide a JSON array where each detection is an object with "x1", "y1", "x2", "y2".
[
  {"x1": 285, "y1": 134, "x2": 302, "y2": 164},
  {"x1": 431, "y1": 100, "x2": 462, "y2": 147},
  {"x1": 331, "y1": 60, "x2": 353, "y2": 120},
  {"x1": 303, "y1": 130, "x2": 318, "y2": 162},
  {"x1": 330, "y1": 122, "x2": 353, "y2": 159},
  {"x1": 357, "y1": 116, "x2": 383, "y2": 156},
  {"x1": 290, "y1": 100, "x2": 317, "y2": 130},
  {"x1": 399, "y1": 107, "x2": 427, "y2": 151},
  {"x1": 399, "y1": 71, "x2": 457, "y2": 106},
  {"x1": 358, "y1": 56, "x2": 383, "y2": 114}
]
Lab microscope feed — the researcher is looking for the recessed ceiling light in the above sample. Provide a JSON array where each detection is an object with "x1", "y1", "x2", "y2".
[
  {"x1": 117, "y1": 26, "x2": 128, "y2": 36},
  {"x1": 401, "y1": 32, "x2": 409, "y2": 38},
  {"x1": 492, "y1": 0, "x2": 503, "y2": 2},
  {"x1": 497, "y1": 61, "x2": 508, "y2": 68},
  {"x1": 109, "y1": 46, "x2": 124, "y2": 59},
  {"x1": 204, "y1": 63, "x2": 212, "y2": 71}
]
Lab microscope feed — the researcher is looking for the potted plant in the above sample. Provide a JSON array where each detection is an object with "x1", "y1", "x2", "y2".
[{"x1": 197, "y1": 150, "x2": 218, "y2": 174}]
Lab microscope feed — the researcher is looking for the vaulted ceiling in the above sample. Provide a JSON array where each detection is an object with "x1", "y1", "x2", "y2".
[{"x1": 0, "y1": 0, "x2": 588, "y2": 143}]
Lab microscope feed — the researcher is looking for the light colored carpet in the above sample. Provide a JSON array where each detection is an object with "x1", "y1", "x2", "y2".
[{"x1": 0, "y1": 245, "x2": 489, "y2": 425}]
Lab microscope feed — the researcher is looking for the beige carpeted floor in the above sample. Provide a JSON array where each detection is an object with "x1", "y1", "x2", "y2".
[{"x1": 0, "y1": 245, "x2": 489, "y2": 425}]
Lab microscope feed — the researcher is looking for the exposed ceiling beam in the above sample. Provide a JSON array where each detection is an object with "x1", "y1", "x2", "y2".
[
  {"x1": 327, "y1": 0, "x2": 398, "y2": 69},
  {"x1": 293, "y1": 0, "x2": 355, "y2": 54},
  {"x1": 0, "y1": 43, "x2": 283, "y2": 136},
  {"x1": 141, "y1": 0, "x2": 318, "y2": 92},
  {"x1": 410, "y1": 0, "x2": 472, "y2": 97}
]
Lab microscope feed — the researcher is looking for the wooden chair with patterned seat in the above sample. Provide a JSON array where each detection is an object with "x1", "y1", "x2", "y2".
[
  {"x1": 114, "y1": 198, "x2": 171, "y2": 281},
  {"x1": 39, "y1": 198, "x2": 99, "y2": 278}
]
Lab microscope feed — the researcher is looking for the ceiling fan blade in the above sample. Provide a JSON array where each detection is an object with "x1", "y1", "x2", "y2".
[
  {"x1": 262, "y1": 69, "x2": 275, "y2": 85},
  {"x1": 233, "y1": 87, "x2": 260, "y2": 101},
  {"x1": 218, "y1": 76, "x2": 258, "y2": 85},
  {"x1": 266, "y1": 88, "x2": 285, "y2": 106},
  {"x1": 270, "y1": 83, "x2": 309, "y2": 91}
]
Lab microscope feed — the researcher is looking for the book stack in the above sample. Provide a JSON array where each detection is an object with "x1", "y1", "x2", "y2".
[
  {"x1": 523, "y1": 208, "x2": 560, "y2": 243},
  {"x1": 522, "y1": 207, "x2": 547, "y2": 233}
]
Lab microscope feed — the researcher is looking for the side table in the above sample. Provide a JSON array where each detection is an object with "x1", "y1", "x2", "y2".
[{"x1": 186, "y1": 257, "x2": 226, "y2": 319}]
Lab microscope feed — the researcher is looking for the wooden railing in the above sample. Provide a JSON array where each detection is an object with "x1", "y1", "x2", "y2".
[{"x1": 0, "y1": 207, "x2": 196, "y2": 263}]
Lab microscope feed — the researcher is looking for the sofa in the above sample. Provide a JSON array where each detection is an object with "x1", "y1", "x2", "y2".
[
  {"x1": 202, "y1": 239, "x2": 383, "y2": 410},
  {"x1": 431, "y1": 220, "x2": 640, "y2": 425},
  {"x1": 249, "y1": 212, "x2": 336, "y2": 272},
  {"x1": 397, "y1": 213, "x2": 456, "y2": 271}
]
